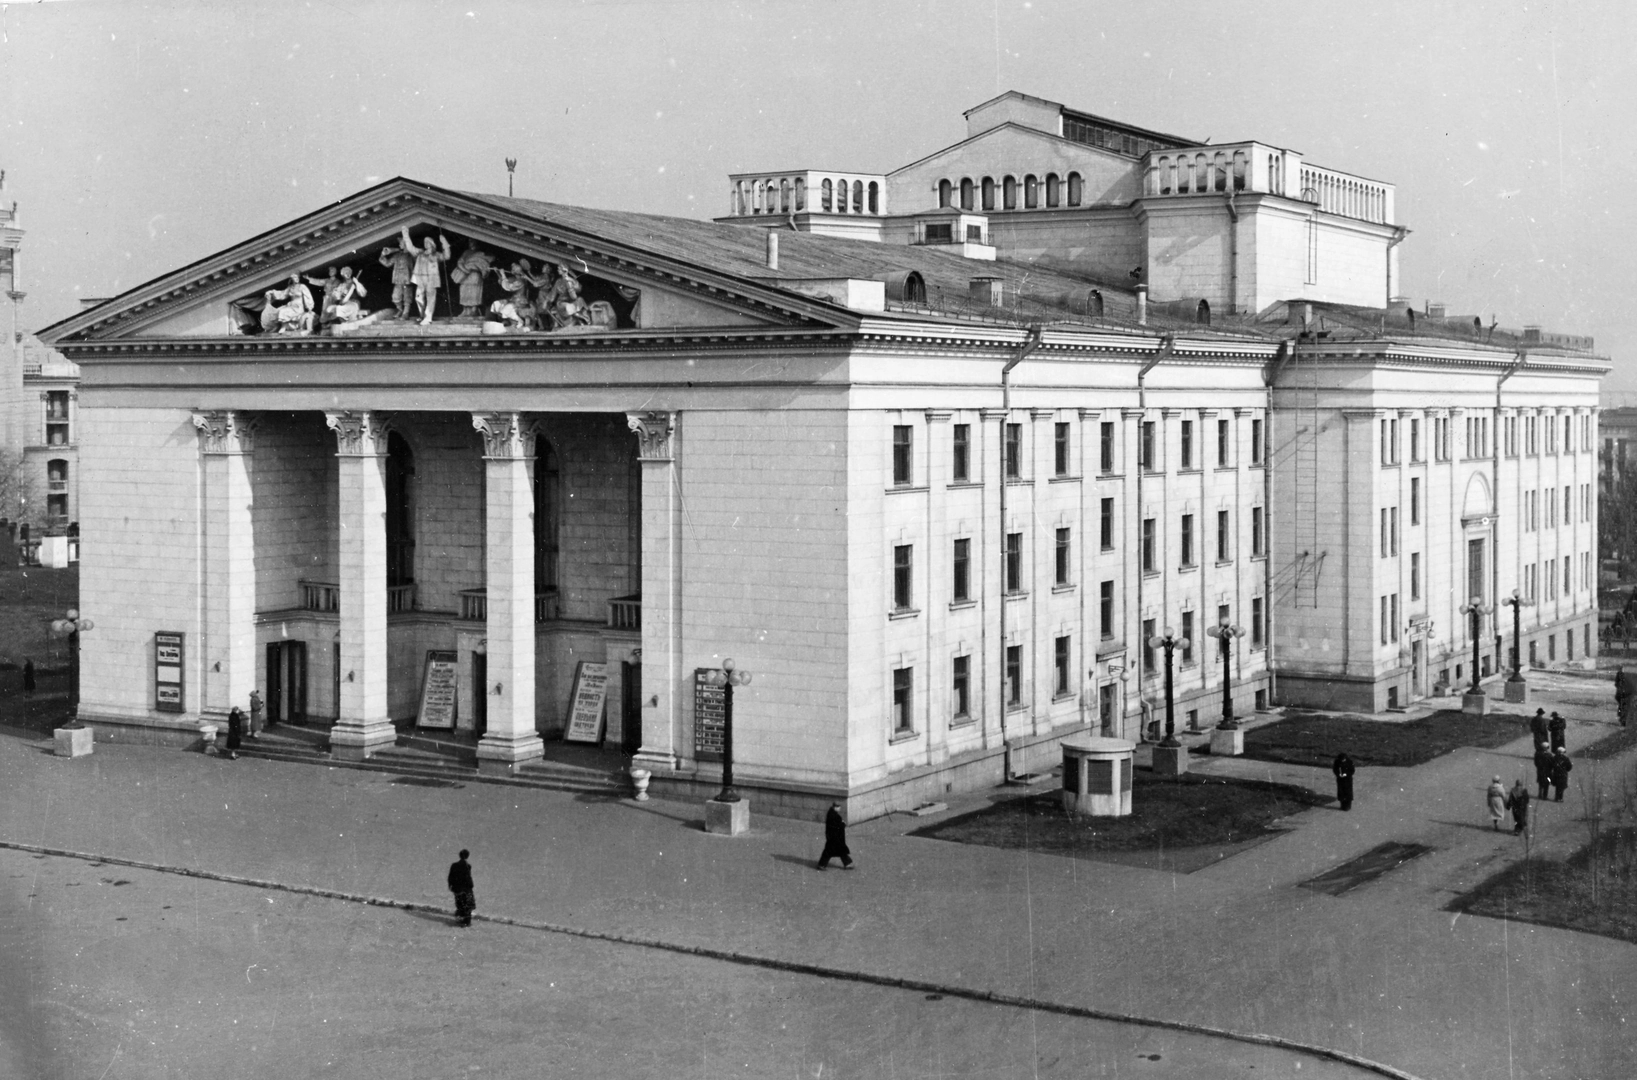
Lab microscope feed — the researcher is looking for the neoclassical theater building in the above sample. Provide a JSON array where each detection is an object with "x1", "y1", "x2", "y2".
[{"x1": 39, "y1": 93, "x2": 1607, "y2": 817}]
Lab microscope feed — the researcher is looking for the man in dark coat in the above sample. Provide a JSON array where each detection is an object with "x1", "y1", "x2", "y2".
[
  {"x1": 1529, "y1": 708, "x2": 1549, "y2": 744},
  {"x1": 447, "y1": 849, "x2": 475, "y2": 927},
  {"x1": 1533, "y1": 742, "x2": 1554, "y2": 800},
  {"x1": 1548, "y1": 711, "x2": 1567, "y2": 753},
  {"x1": 1550, "y1": 749, "x2": 1573, "y2": 803},
  {"x1": 224, "y1": 707, "x2": 244, "y2": 760},
  {"x1": 1331, "y1": 752, "x2": 1355, "y2": 811},
  {"x1": 1508, "y1": 780, "x2": 1531, "y2": 835},
  {"x1": 816, "y1": 803, "x2": 852, "y2": 870},
  {"x1": 21, "y1": 659, "x2": 35, "y2": 698}
]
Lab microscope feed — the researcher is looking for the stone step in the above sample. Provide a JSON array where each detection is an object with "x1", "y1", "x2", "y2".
[{"x1": 235, "y1": 740, "x2": 628, "y2": 796}]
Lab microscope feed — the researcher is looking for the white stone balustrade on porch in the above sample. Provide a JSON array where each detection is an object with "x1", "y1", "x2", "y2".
[
  {"x1": 387, "y1": 583, "x2": 415, "y2": 613},
  {"x1": 608, "y1": 593, "x2": 641, "y2": 632},
  {"x1": 1143, "y1": 143, "x2": 1394, "y2": 225},
  {"x1": 1296, "y1": 162, "x2": 1393, "y2": 224},
  {"x1": 299, "y1": 580, "x2": 340, "y2": 613},
  {"x1": 459, "y1": 588, "x2": 487, "y2": 622},
  {"x1": 727, "y1": 170, "x2": 886, "y2": 217}
]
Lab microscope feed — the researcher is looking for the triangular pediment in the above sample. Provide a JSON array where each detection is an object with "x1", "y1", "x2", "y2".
[{"x1": 39, "y1": 179, "x2": 854, "y2": 346}]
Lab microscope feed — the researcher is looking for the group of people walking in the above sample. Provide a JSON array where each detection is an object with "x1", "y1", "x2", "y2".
[{"x1": 1486, "y1": 708, "x2": 1580, "y2": 834}]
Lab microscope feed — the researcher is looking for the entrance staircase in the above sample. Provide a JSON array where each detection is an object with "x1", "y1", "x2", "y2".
[{"x1": 234, "y1": 720, "x2": 631, "y2": 797}]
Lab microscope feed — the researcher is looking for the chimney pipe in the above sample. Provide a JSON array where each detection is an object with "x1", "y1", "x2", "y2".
[
  {"x1": 1136, "y1": 284, "x2": 1148, "y2": 325},
  {"x1": 766, "y1": 230, "x2": 779, "y2": 271}
]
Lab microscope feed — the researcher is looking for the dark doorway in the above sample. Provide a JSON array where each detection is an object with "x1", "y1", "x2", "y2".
[
  {"x1": 1099, "y1": 682, "x2": 1119, "y2": 736},
  {"x1": 266, "y1": 641, "x2": 308, "y2": 723},
  {"x1": 386, "y1": 432, "x2": 415, "y2": 587},
  {"x1": 621, "y1": 660, "x2": 643, "y2": 754},
  {"x1": 472, "y1": 652, "x2": 487, "y2": 738}
]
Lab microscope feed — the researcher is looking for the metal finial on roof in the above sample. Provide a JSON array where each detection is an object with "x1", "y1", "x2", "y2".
[{"x1": 505, "y1": 158, "x2": 517, "y2": 197}]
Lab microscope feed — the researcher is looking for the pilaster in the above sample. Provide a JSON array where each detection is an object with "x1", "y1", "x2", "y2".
[
  {"x1": 192, "y1": 410, "x2": 259, "y2": 723},
  {"x1": 628, "y1": 410, "x2": 680, "y2": 771}
]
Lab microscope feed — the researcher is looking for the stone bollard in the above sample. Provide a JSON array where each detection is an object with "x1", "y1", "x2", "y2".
[{"x1": 53, "y1": 725, "x2": 94, "y2": 758}]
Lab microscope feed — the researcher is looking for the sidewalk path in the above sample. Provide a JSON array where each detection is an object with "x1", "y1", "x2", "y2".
[{"x1": 1, "y1": 676, "x2": 1633, "y2": 1080}]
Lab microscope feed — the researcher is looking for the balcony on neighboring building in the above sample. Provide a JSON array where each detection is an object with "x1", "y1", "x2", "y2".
[
  {"x1": 726, "y1": 170, "x2": 887, "y2": 219},
  {"x1": 1143, "y1": 143, "x2": 1394, "y2": 225},
  {"x1": 608, "y1": 593, "x2": 641, "y2": 633}
]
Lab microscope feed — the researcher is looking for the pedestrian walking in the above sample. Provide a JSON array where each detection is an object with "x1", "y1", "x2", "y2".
[
  {"x1": 1548, "y1": 711, "x2": 1567, "y2": 753},
  {"x1": 223, "y1": 707, "x2": 244, "y2": 759},
  {"x1": 816, "y1": 802, "x2": 853, "y2": 870},
  {"x1": 248, "y1": 689, "x2": 264, "y2": 737},
  {"x1": 1486, "y1": 776, "x2": 1508, "y2": 830},
  {"x1": 1507, "y1": 779, "x2": 1532, "y2": 835},
  {"x1": 1533, "y1": 742, "x2": 1553, "y2": 800},
  {"x1": 21, "y1": 659, "x2": 35, "y2": 698},
  {"x1": 1530, "y1": 708, "x2": 1549, "y2": 744},
  {"x1": 1550, "y1": 749, "x2": 1573, "y2": 803},
  {"x1": 447, "y1": 849, "x2": 475, "y2": 926},
  {"x1": 1331, "y1": 751, "x2": 1355, "y2": 811}
]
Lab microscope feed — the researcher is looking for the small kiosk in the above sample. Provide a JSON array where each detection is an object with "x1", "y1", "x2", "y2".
[{"x1": 1061, "y1": 737, "x2": 1135, "y2": 817}]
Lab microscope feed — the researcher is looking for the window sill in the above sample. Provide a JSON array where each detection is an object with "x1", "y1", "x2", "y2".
[
  {"x1": 1053, "y1": 692, "x2": 1076, "y2": 703},
  {"x1": 1214, "y1": 465, "x2": 1237, "y2": 473},
  {"x1": 1177, "y1": 467, "x2": 1202, "y2": 476},
  {"x1": 886, "y1": 485, "x2": 929, "y2": 495},
  {"x1": 1177, "y1": 564, "x2": 1198, "y2": 575},
  {"x1": 1048, "y1": 475, "x2": 1082, "y2": 484},
  {"x1": 1006, "y1": 703, "x2": 1029, "y2": 714},
  {"x1": 1004, "y1": 477, "x2": 1033, "y2": 486},
  {"x1": 1250, "y1": 553, "x2": 1267, "y2": 562},
  {"x1": 1052, "y1": 583, "x2": 1075, "y2": 595},
  {"x1": 1142, "y1": 569, "x2": 1160, "y2": 579},
  {"x1": 1097, "y1": 471, "x2": 1123, "y2": 481},
  {"x1": 949, "y1": 599, "x2": 978, "y2": 611},
  {"x1": 888, "y1": 608, "x2": 921, "y2": 621},
  {"x1": 1004, "y1": 590, "x2": 1029, "y2": 601},
  {"x1": 947, "y1": 481, "x2": 983, "y2": 490},
  {"x1": 889, "y1": 729, "x2": 918, "y2": 745},
  {"x1": 950, "y1": 714, "x2": 979, "y2": 729},
  {"x1": 1214, "y1": 559, "x2": 1234, "y2": 568}
]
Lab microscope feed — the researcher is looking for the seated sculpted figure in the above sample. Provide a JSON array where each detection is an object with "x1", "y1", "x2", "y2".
[
  {"x1": 540, "y1": 264, "x2": 591, "y2": 330},
  {"x1": 261, "y1": 274, "x2": 316, "y2": 335},
  {"x1": 491, "y1": 258, "x2": 544, "y2": 329}
]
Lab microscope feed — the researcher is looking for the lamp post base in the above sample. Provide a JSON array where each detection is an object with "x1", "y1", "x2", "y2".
[
  {"x1": 1503, "y1": 677, "x2": 1529, "y2": 704},
  {"x1": 1151, "y1": 743, "x2": 1188, "y2": 776},
  {"x1": 704, "y1": 796, "x2": 750, "y2": 836},
  {"x1": 1462, "y1": 690, "x2": 1489, "y2": 716},
  {"x1": 1210, "y1": 727, "x2": 1245, "y2": 757}
]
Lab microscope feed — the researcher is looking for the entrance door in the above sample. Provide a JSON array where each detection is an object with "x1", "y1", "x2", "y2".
[
  {"x1": 1411, "y1": 639, "x2": 1425, "y2": 699},
  {"x1": 471, "y1": 652, "x2": 487, "y2": 737},
  {"x1": 265, "y1": 641, "x2": 307, "y2": 723},
  {"x1": 1098, "y1": 683, "x2": 1119, "y2": 736},
  {"x1": 621, "y1": 661, "x2": 643, "y2": 754}
]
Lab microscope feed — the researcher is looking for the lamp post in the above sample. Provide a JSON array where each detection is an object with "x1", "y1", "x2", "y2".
[
  {"x1": 1144, "y1": 627, "x2": 1189, "y2": 747},
  {"x1": 1502, "y1": 590, "x2": 1530, "y2": 703},
  {"x1": 1459, "y1": 598, "x2": 1492, "y2": 714},
  {"x1": 701, "y1": 658, "x2": 752, "y2": 803},
  {"x1": 49, "y1": 608, "x2": 94, "y2": 713},
  {"x1": 1205, "y1": 620, "x2": 1247, "y2": 730}
]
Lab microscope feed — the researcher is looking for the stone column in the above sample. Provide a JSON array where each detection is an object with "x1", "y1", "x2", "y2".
[
  {"x1": 192, "y1": 410, "x2": 258, "y2": 724},
  {"x1": 472, "y1": 413, "x2": 545, "y2": 770},
  {"x1": 325, "y1": 410, "x2": 396, "y2": 759},
  {"x1": 628, "y1": 411, "x2": 679, "y2": 771}
]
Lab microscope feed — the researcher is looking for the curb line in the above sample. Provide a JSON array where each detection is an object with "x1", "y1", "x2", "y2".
[{"x1": 1, "y1": 838, "x2": 1425, "y2": 1080}]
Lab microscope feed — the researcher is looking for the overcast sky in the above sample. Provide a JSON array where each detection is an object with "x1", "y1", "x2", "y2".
[{"x1": 3, "y1": 0, "x2": 1632, "y2": 385}]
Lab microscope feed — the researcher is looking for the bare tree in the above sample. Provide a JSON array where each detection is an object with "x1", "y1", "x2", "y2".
[{"x1": 0, "y1": 446, "x2": 40, "y2": 532}]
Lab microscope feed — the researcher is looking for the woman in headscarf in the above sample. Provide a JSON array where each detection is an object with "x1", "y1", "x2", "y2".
[{"x1": 1486, "y1": 776, "x2": 1507, "y2": 830}]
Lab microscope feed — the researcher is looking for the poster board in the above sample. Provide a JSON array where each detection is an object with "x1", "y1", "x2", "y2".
[
  {"x1": 563, "y1": 661, "x2": 610, "y2": 743},
  {"x1": 416, "y1": 650, "x2": 459, "y2": 729},
  {"x1": 693, "y1": 667, "x2": 725, "y2": 761},
  {"x1": 154, "y1": 631, "x2": 184, "y2": 713}
]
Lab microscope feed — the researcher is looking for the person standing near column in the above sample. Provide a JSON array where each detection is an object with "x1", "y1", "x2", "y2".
[
  {"x1": 1331, "y1": 751, "x2": 1355, "y2": 811},
  {"x1": 447, "y1": 849, "x2": 475, "y2": 927},
  {"x1": 249, "y1": 689, "x2": 265, "y2": 736},
  {"x1": 224, "y1": 707, "x2": 244, "y2": 760},
  {"x1": 816, "y1": 803, "x2": 853, "y2": 870}
]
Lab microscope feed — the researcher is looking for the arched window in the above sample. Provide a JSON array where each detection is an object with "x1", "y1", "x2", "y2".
[
  {"x1": 1196, "y1": 154, "x2": 1209, "y2": 194},
  {"x1": 1268, "y1": 157, "x2": 1278, "y2": 194},
  {"x1": 1003, "y1": 175, "x2": 1017, "y2": 210},
  {"x1": 960, "y1": 178, "x2": 974, "y2": 211},
  {"x1": 852, "y1": 179, "x2": 864, "y2": 213},
  {"x1": 1024, "y1": 174, "x2": 1038, "y2": 208},
  {"x1": 1232, "y1": 151, "x2": 1247, "y2": 191},
  {"x1": 794, "y1": 177, "x2": 806, "y2": 212},
  {"x1": 779, "y1": 179, "x2": 791, "y2": 213},
  {"x1": 46, "y1": 458, "x2": 69, "y2": 523},
  {"x1": 1214, "y1": 153, "x2": 1227, "y2": 192},
  {"x1": 731, "y1": 184, "x2": 742, "y2": 216},
  {"x1": 822, "y1": 178, "x2": 834, "y2": 212},
  {"x1": 1067, "y1": 172, "x2": 1082, "y2": 206},
  {"x1": 868, "y1": 181, "x2": 879, "y2": 214},
  {"x1": 835, "y1": 179, "x2": 848, "y2": 213},
  {"x1": 981, "y1": 177, "x2": 995, "y2": 211},
  {"x1": 937, "y1": 179, "x2": 952, "y2": 208},
  {"x1": 385, "y1": 431, "x2": 414, "y2": 587},
  {"x1": 534, "y1": 439, "x2": 560, "y2": 592},
  {"x1": 1045, "y1": 173, "x2": 1060, "y2": 207}
]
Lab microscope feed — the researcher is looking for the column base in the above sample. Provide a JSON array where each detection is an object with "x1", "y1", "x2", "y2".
[
  {"x1": 1503, "y1": 678, "x2": 1529, "y2": 704},
  {"x1": 1462, "y1": 690, "x2": 1489, "y2": 716},
  {"x1": 1210, "y1": 727, "x2": 1245, "y2": 757},
  {"x1": 704, "y1": 796, "x2": 750, "y2": 836},
  {"x1": 632, "y1": 748, "x2": 678, "y2": 772},
  {"x1": 475, "y1": 733, "x2": 545, "y2": 774},
  {"x1": 1151, "y1": 744, "x2": 1188, "y2": 776},
  {"x1": 330, "y1": 719, "x2": 398, "y2": 760}
]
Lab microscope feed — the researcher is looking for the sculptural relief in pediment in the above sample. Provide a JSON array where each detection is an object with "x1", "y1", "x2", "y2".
[{"x1": 228, "y1": 224, "x2": 641, "y2": 338}]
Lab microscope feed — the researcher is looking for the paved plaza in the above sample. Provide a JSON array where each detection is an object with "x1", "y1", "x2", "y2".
[{"x1": 1, "y1": 670, "x2": 1633, "y2": 1079}]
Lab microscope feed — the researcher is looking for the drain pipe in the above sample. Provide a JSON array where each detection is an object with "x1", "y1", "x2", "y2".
[
  {"x1": 1224, "y1": 193, "x2": 1239, "y2": 315},
  {"x1": 1493, "y1": 348, "x2": 1528, "y2": 660},
  {"x1": 998, "y1": 324, "x2": 1044, "y2": 779},
  {"x1": 1262, "y1": 339, "x2": 1292, "y2": 705},
  {"x1": 1385, "y1": 226, "x2": 1409, "y2": 305},
  {"x1": 1135, "y1": 334, "x2": 1176, "y2": 742}
]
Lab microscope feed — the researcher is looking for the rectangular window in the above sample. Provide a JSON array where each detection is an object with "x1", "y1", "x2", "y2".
[
  {"x1": 1100, "y1": 421, "x2": 1115, "y2": 473},
  {"x1": 1100, "y1": 580, "x2": 1115, "y2": 638},
  {"x1": 1564, "y1": 556, "x2": 1572, "y2": 594},
  {"x1": 1142, "y1": 618, "x2": 1156, "y2": 675},
  {"x1": 892, "y1": 667, "x2": 913, "y2": 733},
  {"x1": 1005, "y1": 532, "x2": 1022, "y2": 593},
  {"x1": 1564, "y1": 486, "x2": 1572, "y2": 528},
  {"x1": 1005, "y1": 423, "x2": 1022, "y2": 478},
  {"x1": 1055, "y1": 528, "x2": 1071, "y2": 585},
  {"x1": 893, "y1": 544, "x2": 913, "y2": 611},
  {"x1": 1181, "y1": 611, "x2": 1195, "y2": 665},
  {"x1": 1180, "y1": 419, "x2": 1194, "y2": 469},
  {"x1": 1054, "y1": 636, "x2": 1071, "y2": 696},
  {"x1": 1054, "y1": 422, "x2": 1070, "y2": 476},
  {"x1": 1410, "y1": 478, "x2": 1420, "y2": 525},
  {"x1": 1250, "y1": 418, "x2": 1264, "y2": 465},
  {"x1": 952, "y1": 539, "x2": 970, "y2": 603},
  {"x1": 1504, "y1": 415, "x2": 1517, "y2": 457},
  {"x1": 1381, "y1": 418, "x2": 1391, "y2": 464},
  {"x1": 1410, "y1": 417, "x2": 1421, "y2": 461},
  {"x1": 1381, "y1": 596, "x2": 1389, "y2": 645},
  {"x1": 1411, "y1": 552, "x2": 1421, "y2": 600},
  {"x1": 952, "y1": 656, "x2": 970, "y2": 719},
  {"x1": 952, "y1": 424, "x2": 970, "y2": 482},
  {"x1": 1251, "y1": 597, "x2": 1264, "y2": 648},
  {"x1": 1100, "y1": 497, "x2": 1114, "y2": 550},
  {"x1": 1391, "y1": 594, "x2": 1400, "y2": 642},
  {"x1": 45, "y1": 391, "x2": 71, "y2": 446},
  {"x1": 1217, "y1": 509, "x2": 1230, "y2": 562},
  {"x1": 1391, "y1": 507, "x2": 1399, "y2": 555},
  {"x1": 1140, "y1": 421, "x2": 1155, "y2": 471},
  {"x1": 1251, "y1": 506, "x2": 1264, "y2": 556},
  {"x1": 1180, "y1": 514, "x2": 1194, "y2": 567},
  {"x1": 1391, "y1": 418, "x2": 1399, "y2": 462},
  {"x1": 892, "y1": 425, "x2": 913, "y2": 486},
  {"x1": 1142, "y1": 518, "x2": 1156, "y2": 573},
  {"x1": 1218, "y1": 418, "x2": 1230, "y2": 466},
  {"x1": 1006, "y1": 645, "x2": 1023, "y2": 705},
  {"x1": 1381, "y1": 508, "x2": 1389, "y2": 556}
]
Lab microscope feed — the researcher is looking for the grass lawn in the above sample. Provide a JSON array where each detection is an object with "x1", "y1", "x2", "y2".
[
  {"x1": 909, "y1": 772, "x2": 1328, "y2": 862},
  {"x1": 1583, "y1": 721, "x2": 1637, "y2": 762},
  {"x1": 1450, "y1": 827, "x2": 1637, "y2": 945},
  {"x1": 0, "y1": 560, "x2": 80, "y2": 734},
  {"x1": 1242, "y1": 709, "x2": 1530, "y2": 768}
]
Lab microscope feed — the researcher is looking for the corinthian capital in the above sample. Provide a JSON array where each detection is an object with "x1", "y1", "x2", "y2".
[
  {"x1": 626, "y1": 411, "x2": 675, "y2": 461},
  {"x1": 472, "y1": 412, "x2": 538, "y2": 459},
  {"x1": 325, "y1": 410, "x2": 392, "y2": 456},
  {"x1": 192, "y1": 410, "x2": 259, "y2": 455}
]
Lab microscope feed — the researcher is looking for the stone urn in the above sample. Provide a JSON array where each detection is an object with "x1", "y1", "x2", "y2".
[
  {"x1": 53, "y1": 724, "x2": 93, "y2": 758},
  {"x1": 629, "y1": 767, "x2": 652, "y2": 801},
  {"x1": 199, "y1": 724, "x2": 219, "y2": 753}
]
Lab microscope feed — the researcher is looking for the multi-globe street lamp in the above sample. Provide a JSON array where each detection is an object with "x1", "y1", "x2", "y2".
[
  {"x1": 1145, "y1": 627, "x2": 1189, "y2": 747},
  {"x1": 1205, "y1": 619, "x2": 1247, "y2": 729},
  {"x1": 1502, "y1": 590, "x2": 1531, "y2": 697},
  {"x1": 1459, "y1": 598, "x2": 1492, "y2": 696},
  {"x1": 700, "y1": 658, "x2": 752, "y2": 802},
  {"x1": 49, "y1": 608, "x2": 95, "y2": 712}
]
